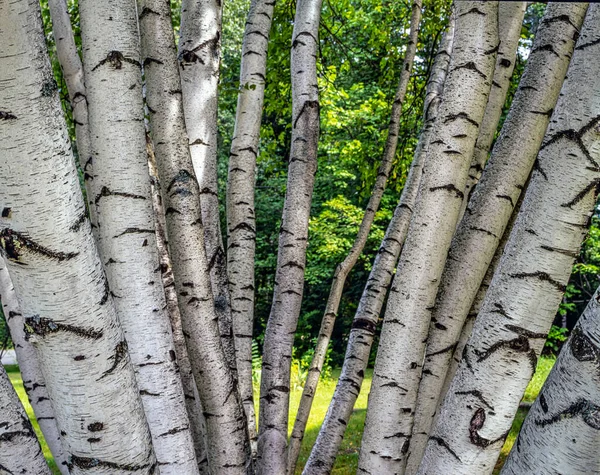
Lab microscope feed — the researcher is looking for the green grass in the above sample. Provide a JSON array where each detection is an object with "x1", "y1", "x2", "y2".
[{"x1": 5, "y1": 356, "x2": 554, "y2": 475}]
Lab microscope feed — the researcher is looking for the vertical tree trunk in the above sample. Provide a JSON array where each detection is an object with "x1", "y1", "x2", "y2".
[
  {"x1": 79, "y1": 0, "x2": 198, "y2": 470},
  {"x1": 458, "y1": 1, "x2": 526, "y2": 220},
  {"x1": 410, "y1": 4, "x2": 587, "y2": 466},
  {"x1": 139, "y1": 0, "x2": 251, "y2": 473},
  {"x1": 419, "y1": 5, "x2": 600, "y2": 472},
  {"x1": 0, "y1": 261, "x2": 68, "y2": 474},
  {"x1": 358, "y1": 3, "x2": 499, "y2": 474},
  {"x1": 227, "y1": 0, "x2": 277, "y2": 453},
  {"x1": 179, "y1": 0, "x2": 237, "y2": 376},
  {"x1": 0, "y1": 0, "x2": 156, "y2": 472},
  {"x1": 0, "y1": 364, "x2": 51, "y2": 475},
  {"x1": 287, "y1": 2, "x2": 423, "y2": 472},
  {"x1": 257, "y1": 0, "x2": 323, "y2": 472}
]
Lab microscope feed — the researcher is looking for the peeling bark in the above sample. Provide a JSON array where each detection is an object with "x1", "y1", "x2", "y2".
[
  {"x1": 0, "y1": 0, "x2": 156, "y2": 472},
  {"x1": 257, "y1": 0, "x2": 323, "y2": 472},
  {"x1": 420, "y1": 5, "x2": 600, "y2": 472},
  {"x1": 411, "y1": 4, "x2": 588, "y2": 468},
  {"x1": 358, "y1": 3, "x2": 499, "y2": 474}
]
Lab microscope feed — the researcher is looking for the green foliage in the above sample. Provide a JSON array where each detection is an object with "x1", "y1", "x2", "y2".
[
  {"x1": 0, "y1": 306, "x2": 10, "y2": 350},
  {"x1": 544, "y1": 326, "x2": 569, "y2": 355}
]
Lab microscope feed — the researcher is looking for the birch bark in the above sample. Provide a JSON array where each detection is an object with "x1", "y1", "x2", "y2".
[
  {"x1": 79, "y1": 0, "x2": 198, "y2": 470},
  {"x1": 179, "y1": 0, "x2": 237, "y2": 375},
  {"x1": 257, "y1": 0, "x2": 323, "y2": 472},
  {"x1": 0, "y1": 0, "x2": 156, "y2": 472},
  {"x1": 0, "y1": 364, "x2": 51, "y2": 475},
  {"x1": 410, "y1": 4, "x2": 587, "y2": 466},
  {"x1": 0, "y1": 260, "x2": 68, "y2": 474},
  {"x1": 358, "y1": 3, "x2": 499, "y2": 473},
  {"x1": 139, "y1": 0, "x2": 251, "y2": 472},
  {"x1": 287, "y1": 3, "x2": 423, "y2": 471},
  {"x1": 420, "y1": 5, "x2": 600, "y2": 472},
  {"x1": 227, "y1": 0, "x2": 277, "y2": 452}
]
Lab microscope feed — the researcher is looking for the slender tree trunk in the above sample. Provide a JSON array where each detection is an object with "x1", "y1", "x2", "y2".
[
  {"x1": 410, "y1": 4, "x2": 587, "y2": 466},
  {"x1": 0, "y1": 0, "x2": 156, "y2": 472},
  {"x1": 0, "y1": 364, "x2": 51, "y2": 475},
  {"x1": 179, "y1": 0, "x2": 237, "y2": 377},
  {"x1": 227, "y1": 0, "x2": 277, "y2": 454},
  {"x1": 138, "y1": 0, "x2": 251, "y2": 472},
  {"x1": 458, "y1": 1, "x2": 526, "y2": 221},
  {"x1": 0, "y1": 261, "x2": 68, "y2": 474},
  {"x1": 47, "y1": 0, "x2": 94, "y2": 223},
  {"x1": 79, "y1": 0, "x2": 199, "y2": 470},
  {"x1": 257, "y1": 0, "x2": 323, "y2": 472},
  {"x1": 302, "y1": 19, "x2": 455, "y2": 474},
  {"x1": 419, "y1": 6, "x2": 600, "y2": 472},
  {"x1": 287, "y1": 3, "x2": 423, "y2": 471},
  {"x1": 358, "y1": 3, "x2": 499, "y2": 473}
]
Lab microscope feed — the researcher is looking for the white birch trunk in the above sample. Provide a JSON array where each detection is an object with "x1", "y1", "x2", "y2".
[
  {"x1": 419, "y1": 5, "x2": 600, "y2": 472},
  {"x1": 0, "y1": 260, "x2": 69, "y2": 474},
  {"x1": 79, "y1": 0, "x2": 198, "y2": 470},
  {"x1": 287, "y1": 3, "x2": 423, "y2": 472},
  {"x1": 410, "y1": 4, "x2": 588, "y2": 468},
  {"x1": 458, "y1": 2, "x2": 526, "y2": 221},
  {"x1": 227, "y1": 0, "x2": 277, "y2": 453},
  {"x1": 139, "y1": 1, "x2": 251, "y2": 472},
  {"x1": 0, "y1": 0, "x2": 156, "y2": 472},
  {"x1": 179, "y1": 0, "x2": 237, "y2": 377},
  {"x1": 257, "y1": 0, "x2": 323, "y2": 472},
  {"x1": 0, "y1": 364, "x2": 51, "y2": 475},
  {"x1": 358, "y1": 3, "x2": 499, "y2": 473}
]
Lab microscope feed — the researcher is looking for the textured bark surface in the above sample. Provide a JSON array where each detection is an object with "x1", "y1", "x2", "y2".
[
  {"x1": 179, "y1": 0, "x2": 237, "y2": 377},
  {"x1": 410, "y1": 4, "x2": 587, "y2": 467},
  {"x1": 0, "y1": 364, "x2": 51, "y2": 475},
  {"x1": 420, "y1": 5, "x2": 600, "y2": 472},
  {"x1": 287, "y1": 2, "x2": 423, "y2": 472},
  {"x1": 140, "y1": 0, "x2": 250, "y2": 472},
  {"x1": 458, "y1": 2, "x2": 526, "y2": 220},
  {"x1": 358, "y1": 3, "x2": 499, "y2": 474},
  {"x1": 0, "y1": 1, "x2": 156, "y2": 472},
  {"x1": 257, "y1": 0, "x2": 323, "y2": 472},
  {"x1": 79, "y1": 0, "x2": 198, "y2": 470},
  {"x1": 301, "y1": 22, "x2": 454, "y2": 474},
  {"x1": 0, "y1": 261, "x2": 68, "y2": 474},
  {"x1": 227, "y1": 0, "x2": 277, "y2": 453}
]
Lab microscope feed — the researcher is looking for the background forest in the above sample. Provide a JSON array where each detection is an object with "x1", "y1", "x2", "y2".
[{"x1": 1, "y1": 0, "x2": 597, "y2": 365}]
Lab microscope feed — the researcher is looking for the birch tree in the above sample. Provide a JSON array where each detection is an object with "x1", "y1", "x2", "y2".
[
  {"x1": 358, "y1": 3, "x2": 499, "y2": 473},
  {"x1": 0, "y1": 0, "x2": 156, "y2": 471},
  {"x1": 420, "y1": 5, "x2": 600, "y2": 472}
]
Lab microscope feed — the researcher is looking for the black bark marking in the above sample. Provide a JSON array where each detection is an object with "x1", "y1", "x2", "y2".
[
  {"x1": 178, "y1": 34, "x2": 220, "y2": 68},
  {"x1": 25, "y1": 316, "x2": 103, "y2": 340},
  {"x1": 535, "y1": 399, "x2": 600, "y2": 430},
  {"x1": 158, "y1": 426, "x2": 189, "y2": 437},
  {"x1": 509, "y1": 271, "x2": 566, "y2": 292},
  {"x1": 190, "y1": 138, "x2": 209, "y2": 146},
  {"x1": 469, "y1": 226, "x2": 497, "y2": 238},
  {"x1": 469, "y1": 408, "x2": 508, "y2": 447},
  {"x1": 458, "y1": 7, "x2": 485, "y2": 17},
  {"x1": 561, "y1": 178, "x2": 600, "y2": 209},
  {"x1": 499, "y1": 58, "x2": 512, "y2": 68},
  {"x1": 95, "y1": 186, "x2": 146, "y2": 205},
  {"x1": 351, "y1": 318, "x2": 377, "y2": 335},
  {"x1": 474, "y1": 336, "x2": 538, "y2": 374},
  {"x1": 532, "y1": 158, "x2": 548, "y2": 180},
  {"x1": 570, "y1": 327, "x2": 600, "y2": 363},
  {"x1": 0, "y1": 228, "x2": 78, "y2": 264},
  {"x1": 1, "y1": 207, "x2": 10, "y2": 218},
  {"x1": 540, "y1": 394, "x2": 549, "y2": 413},
  {"x1": 293, "y1": 100, "x2": 319, "y2": 128},
  {"x1": 165, "y1": 207, "x2": 181, "y2": 216},
  {"x1": 532, "y1": 44, "x2": 560, "y2": 58},
  {"x1": 443, "y1": 111, "x2": 479, "y2": 128},
  {"x1": 282, "y1": 261, "x2": 304, "y2": 270},
  {"x1": 484, "y1": 43, "x2": 500, "y2": 56},
  {"x1": 426, "y1": 342, "x2": 457, "y2": 358},
  {"x1": 490, "y1": 302, "x2": 512, "y2": 320},
  {"x1": 91, "y1": 51, "x2": 141, "y2": 71},
  {"x1": 541, "y1": 14, "x2": 580, "y2": 31},
  {"x1": 0, "y1": 111, "x2": 16, "y2": 120},
  {"x1": 114, "y1": 228, "x2": 154, "y2": 238},
  {"x1": 69, "y1": 212, "x2": 87, "y2": 232},
  {"x1": 504, "y1": 325, "x2": 547, "y2": 340},
  {"x1": 41, "y1": 79, "x2": 58, "y2": 97},
  {"x1": 292, "y1": 31, "x2": 318, "y2": 48},
  {"x1": 576, "y1": 37, "x2": 600, "y2": 51},
  {"x1": 68, "y1": 455, "x2": 153, "y2": 472},
  {"x1": 87, "y1": 422, "x2": 104, "y2": 432},
  {"x1": 455, "y1": 390, "x2": 494, "y2": 410},
  {"x1": 199, "y1": 187, "x2": 218, "y2": 196},
  {"x1": 143, "y1": 57, "x2": 164, "y2": 67},
  {"x1": 452, "y1": 62, "x2": 487, "y2": 80},
  {"x1": 207, "y1": 247, "x2": 225, "y2": 273},
  {"x1": 540, "y1": 115, "x2": 600, "y2": 169},
  {"x1": 230, "y1": 222, "x2": 256, "y2": 234},
  {"x1": 496, "y1": 194, "x2": 515, "y2": 206},
  {"x1": 540, "y1": 245, "x2": 579, "y2": 258},
  {"x1": 430, "y1": 436, "x2": 461, "y2": 462},
  {"x1": 529, "y1": 108, "x2": 554, "y2": 117},
  {"x1": 429, "y1": 184, "x2": 464, "y2": 199},
  {"x1": 166, "y1": 170, "x2": 198, "y2": 197},
  {"x1": 139, "y1": 6, "x2": 160, "y2": 18},
  {"x1": 98, "y1": 340, "x2": 128, "y2": 380}
]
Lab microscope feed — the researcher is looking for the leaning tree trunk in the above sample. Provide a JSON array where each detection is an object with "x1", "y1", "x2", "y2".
[
  {"x1": 257, "y1": 0, "x2": 323, "y2": 472},
  {"x1": 502, "y1": 242, "x2": 600, "y2": 472},
  {"x1": 410, "y1": 3, "x2": 588, "y2": 467},
  {"x1": 0, "y1": 261, "x2": 68, "y2": 474},
  {"x1": 78, "y1": 0, "x2": 198, "y2": 470},
  {"x1": 0, "y1": 364, "x2": 51, "y2": 475},
  {"x1": 179, "y1": 0, "x2": 237, "y2": 376},
  {"x1": 358, "y1": 3, "x2": 499, "y2": 473},
  {"x1": 287, "y1": 2, "x2": 423, "y2": 471},
  {"x1": 138, "y1": 0, "x2": 251, "y2": 473},
  {"x1": 301, "y1": 20, "x2": 455, "y2": 475},
  {"x1": 419, "y1": 5, "x2": 600, "y2": 473},
  {"x1": 227, "y1": 0, "x2": 277, "y2": 453},
  {"x1": 457, "y1": 1, "x2": 526, "y2": 221},
  {"x1": 0, "y1": 0, "x2": 156, "y2": 472}
]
